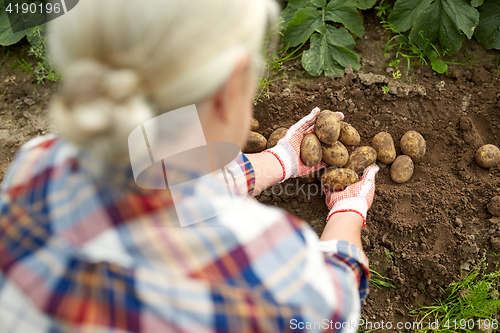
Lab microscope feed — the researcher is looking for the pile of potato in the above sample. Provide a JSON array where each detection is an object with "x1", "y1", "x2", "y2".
[
  {"x1": 244, "y1": 120, "x2": 289, "y2": 152},
  {"x1": 244, "y1": 111, "x2": 427, "y2": 190}
]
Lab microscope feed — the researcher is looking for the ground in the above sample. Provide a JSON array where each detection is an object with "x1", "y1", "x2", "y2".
[{"x1": 1, "y1": 10, "x2": 500, "y2": 331}]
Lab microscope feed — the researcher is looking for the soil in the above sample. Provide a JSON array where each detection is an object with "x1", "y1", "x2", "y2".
[{"x1": 1, "y1": 10, "x2": 500, "y2": 331}]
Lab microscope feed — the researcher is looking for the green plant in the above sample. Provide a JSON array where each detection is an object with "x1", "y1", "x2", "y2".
[
  {"x1": 280, "y1": 0, "x2": 376, "y2": 78},
  {"x1": 12, "y1": 56, "x2": 32, "y2": 74},
  {"x1": 388, "y1": 0, "x2": 479, "y2": 55},
  {"x1": 382, "y1": 21, "x2": 455, "y2": 75},
  {"x1": 474, "y1": 0, "x2": 500, "y2": 50},
  {"x1": 496, "y1": 54, "x2": 500, "y2": 77},
  {"x1": 375, "y1": 0, "x2": 393, "y2": 20},
  {"x1": 0, "y1": 0, "x2": 44, "y2": 46},
  {"x1": 382, "y1": 69, "x2": 401, "y2": 93},
  {"x1": 388, "y1": 0, "x2": 500, "y2": 53},
  {"x1": 28, "y1": 26, "x2": 59, "y2": 83},
  {"x1": 369, "y1": 268, "x2": 396, "y2": 289},
  {"x1": 409, "y1": 256, "x2": 500, "y2": 332},
  {"x1": 253, "y1": 18, "x2": 304, "y2": 104}
]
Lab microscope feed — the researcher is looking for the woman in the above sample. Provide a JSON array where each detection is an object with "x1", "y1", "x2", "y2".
[{"x1": 0, "y1": 0, "x2": 379, "y2": 332}]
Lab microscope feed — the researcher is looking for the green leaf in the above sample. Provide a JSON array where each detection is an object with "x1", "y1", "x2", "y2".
[
  {"x1": 281, "y1": 0, "x2": 314, "y2": 28},
  {"x1": 355, "y1": 0, "x2": 376, "y2": 10},
  {"x1": 310, "y1": 0, "x2": 326, "y2": 8},
  {"x1": 389, "y1": 0, "x2": 433, "y2": 32},
  {"x1": 407, "y1": 0, "x2": 479, "y2": 54},
  {"x1": 470, "y1": 0, "x2": 483, "y2": 7},
  {"x1": 474, "y1": 0, "x2": 500, "y2": 49},
  {"x1": 302, "y1": 25, "x2": 360, "y2": 77},
  {"x1": 430, "y1": 58, "x2": 448, "y2": 74},
  {"x1": 325, "y1": 0, "x2": 364, "y2": 37},
  {"x1": 0, "y1": 1, "x2": 26, "y2": 45},
  {"x1": 4, "y1": 0, "x2": 46, "y2": 33},
  {"x1": 283, "y1": 7, "x2": 323, "y2": 47}
]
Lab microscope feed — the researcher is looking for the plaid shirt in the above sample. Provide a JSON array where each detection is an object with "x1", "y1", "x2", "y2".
[{"x1": 0, "y1": 134, "x2": 369, "y2": 333}]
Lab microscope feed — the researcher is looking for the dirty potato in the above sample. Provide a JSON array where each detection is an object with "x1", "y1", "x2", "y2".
[
  {"x1": 321, "y1": 168, "x2": 359, "y2": 191},
  {"x1": 300, "y1": 134, "x2": 322, "y2": 166},
  {"x1": 338, "y1": 122, "x2": 361, "y2": 146},
  {"x1": 371, "y1": 132, "x2": 396, "y2": 164},
  {"x1": 400, "y1": 130, "x2": 426, "y2": 163},
  {"x1": 314, "y1": 110, "x2": 340, "y2": 144},
  {"x1": 390, "y1": 155, "x2": 414, "y2": 183},
  {"x1": 322, "y1": 141, "x2": 349, "y2": 167},
  {"x1": 251, "y1": 119, "x2": 259, "y2": 131},
  {"x1": 475, "y1": 144, "x2": 500, "y2": 168},
  {"x1": 243, "y1": 131, "x2": 267, "y2": 153},
  {"x1": 267, "y1": 127, "x2": 288, "y2": 149},
  {"x1": 345, "y1": 146, "x2": 377, "y2": 174}
]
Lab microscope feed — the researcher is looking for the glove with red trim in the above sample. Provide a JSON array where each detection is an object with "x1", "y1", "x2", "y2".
[
  {"x1": 324, "y1": 164, "x2": 380, "y2": 227},
  {"x1": 264, "y1": 107, "x2": 344, "y2": 182}
]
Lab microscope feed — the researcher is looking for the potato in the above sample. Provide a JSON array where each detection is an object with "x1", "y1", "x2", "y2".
[
  {"x1": 243, "y1": 131, "x2": 267, "y2": 153},
  {"x1": 267, "y1": 128, "x2": 287, "y2": 149},
  {"x1": 345, "y1": 146, "x2": 377, "y2": 174},
  {"x1": 251, "y1": 119, "x2": 259, "y2": 131},
  {"x1": 400, "y1": 130, "x2": 426, "y2": 163},
  {"x1": 300, "y1": 134, "x2": 322, "y2": 166},
  {"x1": 390, "y1": 155, "x2": 414, "y2": 183},
  {"x1": 338, "y1": 122, "x2": 361, "y2": 146},
  {"x1": 475, "y1": 144, "x2": 500, "y2": 168},
  {"x1": 322, "y1": 141, "x2": 349, "y2": 167},
  {"x1": 371, "y1": 132, "x2": 396, "y2": 164},
  {"x1": 298, "y1": 170, "x2": 322, "y2": 183},
  {"x1": 321, "y1": 168, "x2": 359, "y2": 191},
  {"x1": 314, "y1": 110, "x2": 340, "y2": 144}
]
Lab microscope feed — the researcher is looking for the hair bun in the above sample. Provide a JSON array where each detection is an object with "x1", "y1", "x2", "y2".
[
  {"x1": 104, "y1": 69, "x2": 140, "y2": 102},
  {"x1": 52, "y1": 60, "x2": 151, "y2": 154}
]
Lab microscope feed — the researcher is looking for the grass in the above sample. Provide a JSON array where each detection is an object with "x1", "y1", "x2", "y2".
[
  {"x1": 408, "y1": 255, "x2": 500, "y2": 332},
  {"x1": 375, "y1": 0, "x2": 392, "y2": 20},
  {"x1": 253, "y1": 17, "x2": 305, "y2": 105},
  {"x1": 11, "y1": 56, "x2": 33, "y2": 74},
  {"x1": 370, "y1": 268, "x2": 396, "y2": 290}
]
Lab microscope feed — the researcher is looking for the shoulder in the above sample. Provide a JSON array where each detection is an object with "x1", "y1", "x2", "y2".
[{"x1": 1, "y1": 134, "x2": 78, "y2": 194}]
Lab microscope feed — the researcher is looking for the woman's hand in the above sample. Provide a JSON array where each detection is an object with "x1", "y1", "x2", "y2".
[
  {"x1": 264, "y1": 107, "x2": 344, "y2": 182},
  {"x1": 324, "y1": 164, "x2": 380, "y2": 227}
]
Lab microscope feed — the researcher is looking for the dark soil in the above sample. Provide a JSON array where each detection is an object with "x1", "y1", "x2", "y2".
[{"x1": 1, "y1": 11, "x2": 500, "y2": 331}]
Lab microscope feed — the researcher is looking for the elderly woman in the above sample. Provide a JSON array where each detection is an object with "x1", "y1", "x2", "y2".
[{"x1": 0, "y1": 0, "x2": 379, "y2": 332}]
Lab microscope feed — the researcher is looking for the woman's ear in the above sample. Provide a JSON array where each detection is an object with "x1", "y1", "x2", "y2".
[{"x1": 209, "y1": 55, "x2": 252, "y2": 124}]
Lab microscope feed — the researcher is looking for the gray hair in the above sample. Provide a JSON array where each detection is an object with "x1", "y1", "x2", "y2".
[{"x1": 49, "y1": 0, "x2": 278, "y2": 161}]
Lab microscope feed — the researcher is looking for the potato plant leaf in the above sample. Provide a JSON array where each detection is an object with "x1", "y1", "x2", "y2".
[
  {"x1": 302, "y1": 25, "x2": 360, "y2": 77},
  {"x1": 388, "y1": 0, "x2": 432, "y2": 32},
  {"x1": 389, "y1": 0, "x2": 479, "y2": 54},
  {"x1": 282, "y1": 0, "x2": 314, "y2": 27},
  {"x1": 325, "y1": 0, "x2": 364, "y2": 37},
  {"x1": 0, "y1": 1, "x2": 25, "y2": 45},
  {"x1": 281, "y1": 0, "x2": 366, "y2": 77},
  {"x1": 470, "y1": 0, "x2": 483, "y2": 7},
  {"x1": 354, "y1": 0, "x2": 376, "y2": 10},
  {"x1": 425, "y1": 49, "x2": 448, "y2": 74},
  {"x1": 0, "y1": 0, "x2": 46, "y2": 46},
  {"x1": 283, "y1": 7, "x2": 324, "y2": 47},
  {"x1": 474, "y1": 0, "x2": 500, "y2": 50}
]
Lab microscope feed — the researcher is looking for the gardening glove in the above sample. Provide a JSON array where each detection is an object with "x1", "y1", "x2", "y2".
[
  {"x1": 264, "y1": 107, "x2": 344, "y2": 181},
  {"x1": 324, "y1": 164, "x2": 380, "y2": 227}
]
